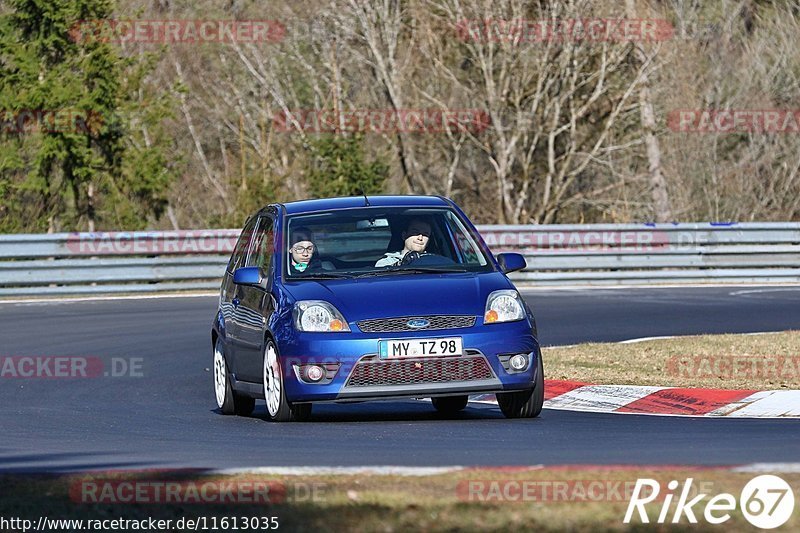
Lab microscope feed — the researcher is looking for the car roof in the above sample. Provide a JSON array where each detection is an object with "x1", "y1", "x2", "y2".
[{"x1": 275, "y1": 195, "x2": 451, "y2": 215}]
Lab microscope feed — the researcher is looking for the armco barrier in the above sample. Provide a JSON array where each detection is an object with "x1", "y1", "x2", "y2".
[{"x1": 0, "y1": 223, "x2": 798, "y2": 296}]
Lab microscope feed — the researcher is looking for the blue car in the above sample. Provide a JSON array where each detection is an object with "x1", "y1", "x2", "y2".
[{"x1": 212, "y1": 195, "x2": 543, "y2": 421}]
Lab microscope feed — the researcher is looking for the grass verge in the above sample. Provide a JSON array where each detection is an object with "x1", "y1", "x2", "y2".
[
  {"x1": 1, "y1": 468, "x2": 797, "y2": 532},
  {"x1": 543, "y1": 331, "x2": 800, "y2": 389}
]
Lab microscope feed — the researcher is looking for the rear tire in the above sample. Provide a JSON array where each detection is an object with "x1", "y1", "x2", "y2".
[
  {"x1": 431, "y1": 395, "x2": 469, "y2": 414},
  {"x1": 213, "y1": 338, "x2": 256, "y2": 416},
  {"x1": 263, "y1": 339, "x2": 313, "y2": 422},
  {"x1": 497, "y1": 353, "x2": 544, "y2": 419},
  {"x1": 233, "y1": 393, "x2": 256, "y2": 416}
]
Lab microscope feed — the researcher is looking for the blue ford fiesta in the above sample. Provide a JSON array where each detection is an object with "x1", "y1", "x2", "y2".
[{"x1": 211, "y1": 195, "x2": 543, "y2": 421}]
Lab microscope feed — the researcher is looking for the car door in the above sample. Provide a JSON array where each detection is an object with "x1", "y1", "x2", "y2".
[
  {"x1": 234, "y1": 213, "x2": 276, "y2": 383},
  {"x1": 221, "y1": 215, "x2": 258, "y2": 368}
]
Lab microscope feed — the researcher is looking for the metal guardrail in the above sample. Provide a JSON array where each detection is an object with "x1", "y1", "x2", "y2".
[{"x1": 0, "y1": 223, "x2": 799, "y2": 296}]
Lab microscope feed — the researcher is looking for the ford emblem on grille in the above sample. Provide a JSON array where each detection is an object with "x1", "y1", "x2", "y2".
[{"x1": 407, "y1": 318, "x2": 430, "y2": 329}]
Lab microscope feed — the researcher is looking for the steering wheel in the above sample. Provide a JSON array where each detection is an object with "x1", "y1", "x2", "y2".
[{"x1": 400, "y1": 252, "x2": 456, "y2": 266}]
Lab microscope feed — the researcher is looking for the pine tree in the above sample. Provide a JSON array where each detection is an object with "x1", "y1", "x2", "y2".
[
  {"x1": 305, "y1": 134, "x2": 387, "y2": 199},
  {"x1": 0, "y1": 0, "x2": 177, "y2": 232}
]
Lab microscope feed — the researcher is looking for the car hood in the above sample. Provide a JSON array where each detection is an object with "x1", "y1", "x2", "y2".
[{"x1": 281, "y1": 272, "x2": 513, "y2": 322}]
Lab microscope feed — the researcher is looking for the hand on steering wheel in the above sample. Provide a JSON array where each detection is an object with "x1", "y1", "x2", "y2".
[
  {"x1": 400, "y1": 251, "x2": 426, "y2": 266},
  {"x1": 399, "y1": 251, "x2": 457, "y2": 267}
]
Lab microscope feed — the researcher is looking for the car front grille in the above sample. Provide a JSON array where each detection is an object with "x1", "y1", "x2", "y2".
[
  {"x1": 357, "y1": 315, "x2": 476, "y2": 333},
  {"x1": 345, "y1": 355, "x2": 494, "y2": 388}
]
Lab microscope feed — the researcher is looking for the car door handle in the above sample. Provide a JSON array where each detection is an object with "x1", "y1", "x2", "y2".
[{"x1": 232, "y1": 298, "x2": 240, "y2": 307}]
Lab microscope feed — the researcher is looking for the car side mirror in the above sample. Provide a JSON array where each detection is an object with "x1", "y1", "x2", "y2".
[
  {"x1": 233, "y1": 266, "x2": 266, "y2": 288},
  {"x1": 496, "y1": 252, "x2": 527, "y2": 274}
]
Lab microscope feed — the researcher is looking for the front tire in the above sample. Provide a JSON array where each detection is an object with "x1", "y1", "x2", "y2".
[
  {"x1": 431, "y1": 395, "x2": 469, "y2": 414},
  {"x1": 213, "y1": 338, "x2": 255, "y2": 416},
  {"x1": 263, "y1": 339, "x2": 313, "y2": 422},
  {"x1": 497, "y1": 352, "x2": 544, "y2": 419}
]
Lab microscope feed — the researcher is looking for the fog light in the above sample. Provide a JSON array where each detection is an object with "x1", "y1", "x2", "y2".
[
  {"x1": 509, "y1": 354, "x2": 528, "y2": 371},
  {"x1": 305, "y1": 365, "x2": 325, "y2": 382}
]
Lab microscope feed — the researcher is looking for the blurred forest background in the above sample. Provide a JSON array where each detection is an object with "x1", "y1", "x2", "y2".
[{"x1": 1, "y1": 0, "x2": 800, "y2": 232}]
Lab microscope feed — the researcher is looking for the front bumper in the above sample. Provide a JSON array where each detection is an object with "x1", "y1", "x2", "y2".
[{"x1": 277, "y1": 320, "x2": 540, "y2": 403}]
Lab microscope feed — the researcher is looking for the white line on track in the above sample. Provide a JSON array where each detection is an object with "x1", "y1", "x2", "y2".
[
  {"x1": 728, "y1": 287, "x2": 800, "y2": 296},
  {"x1": 212, "y1": 466, "x2": 466, "y2": 476},
  {"x1": 732, "y1": 463, "x2": 800, "y2": 473},
  {"x1": 0, "y1": 292, "x2": 217, "y2": 305},
  {"x1": 212, "y1": 463, "x2": 800, "y2": 475},
  {"x1": 617, "y1": 335, "x2": 677, "y2": 344},
  {"x1": 614, "y1": 331, "x2": 782, "y2": 345},
  {"x1": 518, "y1": 283, "x2": 800, "y2": 292}
]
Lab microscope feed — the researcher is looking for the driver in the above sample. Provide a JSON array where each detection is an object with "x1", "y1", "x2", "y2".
[{"x1": 375, "y1": 218, "x2": 432, "y2": 267}]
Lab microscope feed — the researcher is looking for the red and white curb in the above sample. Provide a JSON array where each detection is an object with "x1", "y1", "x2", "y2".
[{"x1": 472, "y1": 380, "x2": 800, "y2": 418}]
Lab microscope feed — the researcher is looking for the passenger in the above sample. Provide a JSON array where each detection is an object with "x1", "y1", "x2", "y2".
[
  {"x1": 288, "y1": 227, "x2": 318, "y2": 274},
  {"x1": 375, "y1": 218, "x2": 432, "y2": 267}
]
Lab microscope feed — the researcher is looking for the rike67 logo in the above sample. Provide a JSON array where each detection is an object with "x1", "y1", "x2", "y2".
[{"x1": 624, "y1": 475, "x2": 795, "y2": 529}]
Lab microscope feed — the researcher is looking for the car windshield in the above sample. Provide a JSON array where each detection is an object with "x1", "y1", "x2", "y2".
[{"x1": 284, "y1": 207, "x2": 493, "y2": 279}]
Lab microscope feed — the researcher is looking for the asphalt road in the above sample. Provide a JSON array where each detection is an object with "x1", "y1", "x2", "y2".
[{"x1": 1, "y1": 286, "x2": 799, "y2": 472}]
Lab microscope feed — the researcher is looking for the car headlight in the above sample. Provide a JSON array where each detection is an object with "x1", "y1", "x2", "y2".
[
  {"x1": 484, "y1": 290, "x2": 525, "y2": 324},
  {"x1": 293, "y1": 301, "x2": 351, "y2": 332}
]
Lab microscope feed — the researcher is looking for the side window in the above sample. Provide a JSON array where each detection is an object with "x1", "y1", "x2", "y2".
[
  {"x1": 429, "y1": 217, "x2": 455, "y2": 260},
  {"x1": 246, "y1": 216, "x2": 274, "y2": 270},
  {"x1": 445, "y1": 212, "x2": 487, "y2": 266},
  {"x1": 227, "y1": 216, "x2": 258, "y2": 273}
]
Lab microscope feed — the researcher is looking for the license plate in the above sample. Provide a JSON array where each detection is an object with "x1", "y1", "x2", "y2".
[{"x1": 379, "y1": 337, "x2": 463, "y2": 359}]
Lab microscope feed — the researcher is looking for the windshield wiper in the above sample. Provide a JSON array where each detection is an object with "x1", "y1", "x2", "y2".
[
  {"x1": 291, "y1": 272, "x2": 353, "y2": 280},
  {"x1": 355, "y1": 266, "x2": 468, "y2": 278},
  {"x1": 400, "y1": 267, "x2": 469, "y2": 274}
]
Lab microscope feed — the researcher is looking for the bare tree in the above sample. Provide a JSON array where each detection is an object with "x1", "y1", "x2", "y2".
[
  {"x1": 416, "y1": 0, "x2": 653, "y2": 223},
  {"x1": 625, "y1": 0, "x2": 672, "y2": 222},
  {"x1": 104, "y1": 0, "x2": 800, "y2": 228}
]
